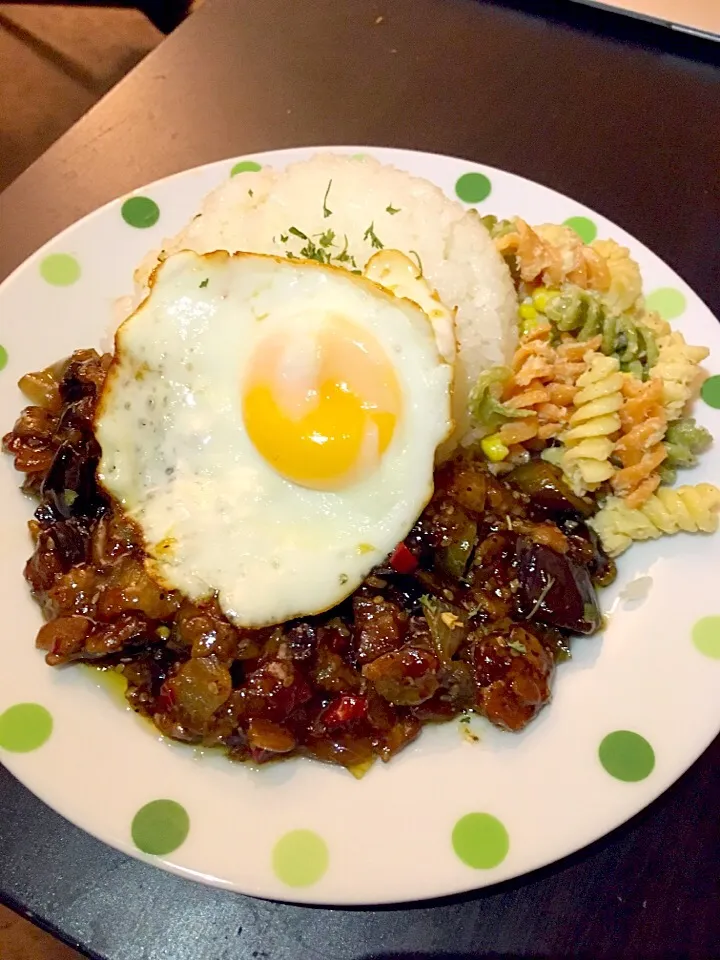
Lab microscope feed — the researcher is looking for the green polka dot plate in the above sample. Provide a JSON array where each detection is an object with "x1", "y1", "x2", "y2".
[{"x1": 0, "y1": 148, "x2": 719, "y2": 904}]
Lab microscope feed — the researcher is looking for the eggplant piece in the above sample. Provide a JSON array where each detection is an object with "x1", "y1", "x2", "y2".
[
  {"x1": 311, "y1": 647, "x2": 362, "y2": 693},
  {"x1": 46, "y1": 519, "x2": 92, "y2": 570},
  {"x1": 353, "y1": 593, "x2": 408, "y2": 664},
  {"x1": 36, "y1": 615, "x2": 93, "y2": 665},
  {"x1": 442, "y1": 459, "x2": 489, "y2": 514},
  {"x1": 510, "y1": 460, "x2": 593, "y2": 519},
  {"x1": 440, "y1": 660, "x2": 476, "y2": 711},
  {"x1": 34, "y1": 500, "x2": 59, "y2": 526},
  {"x1": 59, "y1": 373, "x2": 92, "y2": 404},
  {"x1": 58, "y1": 349, "x2": 106, "y2": 404},
  {"x1": 561, "y1": 518, "x2": 617, "y2": 588},
  {"x1": 385, "y1": 573, "x2": 427, "y2": 614},
  {"x1": 55, "y1": 397, "x2": 97, "y2": 438},
  {"x1": 362, "y1": 647, "x2": 440, "y2": 706},
  {"x1": 41, "y1": 437, "x2": 107, "y2": 519},
  {"x1": 78, "y1": 613, "x2": 157, "y2": 661},
  {"x1": 515, "y1": 537, "x2": 601, "y2": 635},
  {"x1": 585, "y1": 527, "x2": 616, "y2": 587},
  {"x1": 25, "y1": 519, "x2": 92, "y2": 593},
  {"x1": 537, "y1": 625, "x2": 573, "y2": 663},
  {"x1": 472, "y1": 625, "x2": 555, "y2": 731}
]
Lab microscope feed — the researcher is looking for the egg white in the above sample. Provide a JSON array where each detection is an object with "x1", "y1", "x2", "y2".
[{"x1": 95, "y1": 250, "x2": 453, "y2": 627}]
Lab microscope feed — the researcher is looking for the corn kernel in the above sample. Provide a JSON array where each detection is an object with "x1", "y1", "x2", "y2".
[
  {"x1": 532, "y1": 287, "x2": 559, "y2": 313},
  {"x1": 481, "y1": 434, "x2": 510, "y2": 462},
  {"x1": 518, "y1": 302, "x2": 537, "y2": 322},
  {"x1": 520, "y1": 316, "x2": 542, "y2": 337}
]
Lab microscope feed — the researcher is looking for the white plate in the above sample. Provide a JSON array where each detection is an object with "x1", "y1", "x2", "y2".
[{"x1": 0, "y1": 147, "x2": 719, "y2": 905}]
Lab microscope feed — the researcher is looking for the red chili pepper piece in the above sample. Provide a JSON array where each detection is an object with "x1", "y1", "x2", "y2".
[
  {"x1": 389, "y1": 541, "x2": 418, "y2": 574},
  {"x1": 321, "y1": 694, "x2": 368, "y2": 729}
]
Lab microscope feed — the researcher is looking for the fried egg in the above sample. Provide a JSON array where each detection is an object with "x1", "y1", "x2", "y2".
[
  {"x1": 95, "y1": 250, "x2": 453, "y2": 627},
  {"x1": 363, "y1": 249, "x2": 456, "y2": 367}
]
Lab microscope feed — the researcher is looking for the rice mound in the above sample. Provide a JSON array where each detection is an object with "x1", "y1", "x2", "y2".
[{"x1": 133, "y1": 153, "x2": 517, "y2": 446}]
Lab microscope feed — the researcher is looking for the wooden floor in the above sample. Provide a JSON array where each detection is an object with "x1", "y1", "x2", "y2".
[
  {"x1": 0, "y1": 3, "x2": 161, "y2": 189},
  {"x1": 0, "y1": 9, "x2": 162, "y2": 956},
  {"x1": 0, "y1": 907, "x2": 83, "y2": 960}
]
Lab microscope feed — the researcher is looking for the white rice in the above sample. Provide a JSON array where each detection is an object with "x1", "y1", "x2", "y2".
[{"x1": 133, "y1": 153, "x2": 517, "y2": 446}]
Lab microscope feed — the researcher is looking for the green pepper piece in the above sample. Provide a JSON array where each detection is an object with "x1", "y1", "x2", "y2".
[{"x1": 436, "y1": 513, "x2": 478, "y2": 580}]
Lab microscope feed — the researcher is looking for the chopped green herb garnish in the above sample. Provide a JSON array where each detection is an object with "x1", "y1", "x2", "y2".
[
  {"x1": 333, "y1": 235, "x2": 358, "y2": 268},
  {"x1": 334, "y1": 234, "x2": 351, "y2": 262},
  {"x1": 322, "y1": 180, "x2": 333, "y2": 218},
  {"x1": 339, "y1": 573, "x2": 349, "y2": 585},
  {"x1": 386, "y1": 203, "x2": 400, "y2": 215},
  {"x1": 283, "y1": 224, "x2": 337, "y2": 264},
  {"x1": 282, "y1": 223, "x2": 362, "y2": 269},
  {"x1": 363, "y1": 222, "x2": 384, "y2": 249},
  {"x1": 299, "y1": 239, "x2": 330, "y2": 264},
  {"x1": 507, "y1": 639, "x2": 527, "y2": 654},
  {"x1": 408, "y1": 249, "x2": 423, "y2": 276},
  {"x1": 332, "y1": 235, "x2": 357, "y2": 267},
  {"x1": 199, "y1": 278, "x2": 209, "y2": 288},
  {"x1": 248, "y1": 189, "x2": 254, "y2": 197},
  {"x1": 62, "y1": 489, "x2": 78, "y2": 508},
  {"x1": 459, "y1": 715, "x2": 471, "y2": 724},
  {"x1": 351, "y1": 269, "x2": 362, "y2": 275}
]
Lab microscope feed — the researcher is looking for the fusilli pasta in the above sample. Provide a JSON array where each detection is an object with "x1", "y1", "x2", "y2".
[
  {"x1": 497, "y1": 328, "x2": 600, "y2": 447},
  {"x1": 611, "y1": 377, "x2": 667, "y2": 507},
  {"x1": 650, "y1": 331, "x2": 710, "y2": 419},
  {"x1": 560, "y1": 352, "x2": 623, "y2": 493},
  {"x1": 591, "y1": 239, "x2": 642, "y2": 314},
  {"x1": 590, "y1": 483, "x2": 720, "y2": 556},
  {"x1": 638, "y1": 309, "x2": 670, "y2": 338},
  {"x1": 494, "y1": 219, "x2": 611, "y2": 289},
  {"x1": 534, "y1": 224, "x2": 607, "y2": 289}
]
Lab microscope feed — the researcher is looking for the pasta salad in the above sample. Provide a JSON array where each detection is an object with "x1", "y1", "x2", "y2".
[{"x1": 472, "y1": 216, "x2": 718, "y2": 557}]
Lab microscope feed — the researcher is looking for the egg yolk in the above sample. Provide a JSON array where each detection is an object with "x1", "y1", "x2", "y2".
[{"x1": 243, "y1": 318, "x2": 402, "y2": 490}]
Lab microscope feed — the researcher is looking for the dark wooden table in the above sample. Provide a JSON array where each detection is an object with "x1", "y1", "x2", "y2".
[{"x1": 1, "y1": 2, "x2": 719, "y2": 958}]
